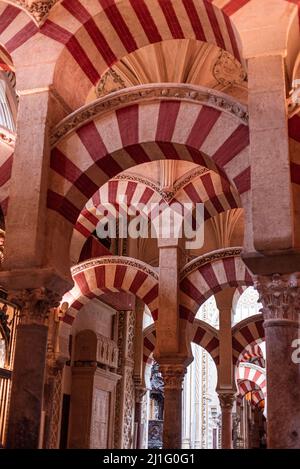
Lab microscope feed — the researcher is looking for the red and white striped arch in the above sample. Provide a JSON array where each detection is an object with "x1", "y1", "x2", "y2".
[
  {"x1": 0, "y1": 128, "x2": 15, "y2": 217},
  {"x1": 39, "y1": 0, "x2": 247, "y2": 107},
  {"x1": 71, "y1": 168, "x2": 240, "y2": 263},
  {"x1": 179, "y1": 248, "x2": 253, "y2": 322},
  {"x1": 62, "y1": 256, "x2": 159, "y2": 325},
  {"x1": 143, "y1": 318, "x2": 219, "y2": 366},
  {"x1": 232, "y1": 314, "x2": 265, "y2": 365},
  {"x1": 240, "y1": 343, "x2": 265, "y2": 369},
  {"x1": 236, "y1": 381, "x2": 265, "y2": 409},
  {"x1": 49, "y1": 94, "x2": 249, "y2": 230},
  {"x1": 237, "y1": 363, "x2": 266, "y2": 397}
]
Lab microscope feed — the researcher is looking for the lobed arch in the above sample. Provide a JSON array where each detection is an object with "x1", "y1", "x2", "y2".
[
  {"x1": 47, "y1": 85, "x2": 250, "y2": 270},
  {"x1": 62, "y1": 255, "x2": 159, "y2": 326},
  {"x1": 143, "y1": 317, "x2": 219, "y2": 367},
  {"x1": 179, "y1": 247, "x2": 253, "y2": 322},
  {"x1": 70, "y1": 165, "x2": 240, "y2": 264}
]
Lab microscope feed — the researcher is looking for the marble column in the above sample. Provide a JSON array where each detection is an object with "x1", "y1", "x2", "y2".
[
  {"x1": 159, "y1": 364, "x2": 186, "y2": 449},
  {"x1": 255, "y1": 274, "x2": 300, "y2": 448},
  {"x1": 218, "y1": 392, "x2": 235, "y2": 449},
  {"x1": 134, "y1": 386, "x2": 146, "y2": 449},
  {"x1": 6, "y1": 288, "x2": 60, "y2": 448}
]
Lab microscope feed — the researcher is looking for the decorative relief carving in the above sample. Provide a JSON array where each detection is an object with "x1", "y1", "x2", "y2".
[
  {"x1": 12, "y1": 0, "x2": 57, "y2": 25},
  {"x1": 72, "y1": 256, "x2": 159, "y2": 281},
  {"x1": 159, "y1": 364, "x2": 186, "y2": 390},
  {"x1": 96, "y1": 69, "x2": 126, "y2": 98},
  {"x1": 218, "y1": 392, "x2": 236, "y2": 410},
  {"x1": 8, "y1": 288, "x2": 60, "y2": 325},
  {"x1": 255, "y1": 273, "x2": 300, "y2": 321},
  {"x1": 180, "y1": 247, "x2": 242, "y2": 280},
  {"x1": 50, "y1": 84, "x2": 249, "y2": 146},
  {"x1": 213, "y1": 51, "x2": 247, "y2": 87},
  {"x1": 96, "y1": 334, "x2": 118, "y2": 369}
]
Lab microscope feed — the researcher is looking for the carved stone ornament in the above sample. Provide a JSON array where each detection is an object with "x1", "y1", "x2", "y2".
[
  {"x1": 213, "y1": 50, "x2": 247, "y2": 87},
  {"x1": 255, "y1": 273, "x2": 300, "y2": 321},
  {"x1": 8, "y1": 288, "x2": 61, "y2": 325},
  {"x1": 12, "y1": 0, "x2": 58, "y2": 25},
  {"x1": 96, "y1": 69, "x2": 126, "y2": 98},
  {"x1": 159, "y1": 364, "x2": 186, "y2": 390},
  {"x1": 218, "y1": 392, "x2": 236, "y2": 410},
  {"x1": 50, "y1": 84, "x2": 248, "y2": 146}
]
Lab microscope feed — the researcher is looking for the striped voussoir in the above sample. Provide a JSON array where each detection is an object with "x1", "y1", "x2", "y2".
[
  {"x1": 232, "y1": 314, "x2": 264, "y2": 365},
  {"x1": 37, "y1": 0, "x2": 247, "y2": 104},
  {"x1": 143, "y1": 318, "x2": 219, "y2": 365},
  {"x1": 0, "y1": 127, "x2": 15, "y2": 216},
  {"x1": 179, "y1": 248, "x2": 253, "y2": 322},
  {"x1": 240, "y1": 343, "x2": 265, "y2": 368},
  {"x1": 71, "y1": 167, "x2": 240, "y2": 263},
  {"x1": 62, "y1": 256, "x2": 159, "y2": 325},
  {"x1": 236, "y1": 380, "x2": 265, "y2": 409},
  {"x1": 48, "y1": 89, "x2": 250, "y2": 227},
  {"x1": 237, "y1": 362, "x2": 266, "y2": 398}
]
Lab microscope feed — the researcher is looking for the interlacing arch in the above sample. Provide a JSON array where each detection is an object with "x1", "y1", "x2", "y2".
[
  {"x1": 179, "y1": 247, "x2": 253, "y2": 322},
  {"x1": 143, "y1": 318, "x2": 219, "y2": 367},
  {"x1": 70, "y1": 165, "x2": 240, "y2": 263},
  {"x1": 62, "y1": 256, "x2": 159, "y2": 325}
]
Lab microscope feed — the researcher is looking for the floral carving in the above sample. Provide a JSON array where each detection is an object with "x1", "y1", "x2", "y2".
[
  {"x1": 50, "y1": 84, "x2": 248, "y2": 146},
  {"x1": 12, "y1": 0, "x2": 57, "y2": 25},
  {"x1": 159, "y1": 364, "x2": 186, "y2": 390},
  {"x1": 8, "y1": 288, "x2": 61, "y2": 325},
  {"x1": 255, "y1": 273, "x2": 300, "y2": 321},
  {"x1": 218, "y1": 392, "x2": 236, "y2": 410}
]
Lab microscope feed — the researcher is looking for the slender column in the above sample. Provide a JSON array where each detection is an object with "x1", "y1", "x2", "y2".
[
  {"x1": 159, "y1": 364, "x2": 186, "y2": 449},
  {"x1": 255, "y1": 274, "x2": 300, "y2": 448},
  {"x1": 134, "y1": 387, "x2": 146, "y2": 449},
  {"x1": 218, "y1": 392, "x2": 236, "y2": 449},
  {"x1": 6, "y1": 288, "x2": 60, "y2": 448}
]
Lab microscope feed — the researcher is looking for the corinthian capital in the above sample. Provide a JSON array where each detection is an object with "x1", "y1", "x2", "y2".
[
  {"x1": 13, "y1": 0, "x2": 57, "y2": 25},
  {"x1": 159, "y1": 364, "x2": 186, "y2": 390},
  {"x1": 8, "y1": 288, "x2": 61, "y2": 325},
  {"x1": 255, "y1": 273, "x2": 300, "y2": 321},
  {"x1": 218, "y1": 392, "x2": 236, "y2": 410}
]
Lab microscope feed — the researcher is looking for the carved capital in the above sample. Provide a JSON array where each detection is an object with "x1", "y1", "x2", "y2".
[
  {"x1": 159, "y1": 364, "x2": 186, "y2": 390},
  {"x1": 218, "y1": 392, "x2": 236, "y2": 410},
  {"x1": 254, "y1": 273, "x2": 300, "y2": 321},
  {"x1": 13, "y1": 0, "x2": 57, "y2": 26},
  {"x1": 8, "y1": 288, "x2": 61, "y2": 325}
]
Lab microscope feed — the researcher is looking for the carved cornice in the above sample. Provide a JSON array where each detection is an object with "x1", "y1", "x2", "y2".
[
  {"x1": 255, "y1": 273, "x2": 300, "y2": 321},
  {"x1": 10, "y1": 0, "x2": 58, "y2": 26},
  {"x1": 0, "y1": 126, "x2": 16, "y2": 148},
  {"x1": 180, "y1": 247, "x2": 243, "y2": 280},
  {"x1": 50, "y1": 84, "x2": 249, "y2": 147},
  {"x1": 8, "y1": 288, "x2": 61, "y2": 325},
  {"x1": 159, "y1": 364, "x2": 186, "y2": 390},
  {"x1": 72, "y1": 256, "x2": 159, "y2": 281}
]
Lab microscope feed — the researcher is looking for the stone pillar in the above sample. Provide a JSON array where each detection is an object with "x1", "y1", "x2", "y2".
[
  {"x1": 134, "y1": 387, "x2": 146, "y2": 449},
  {"x1": 114, "y1": 310, "x2": 136, "y2": 449},
  {"x1": 43, "y1": 359, "x2": 64, "y2": 448},
  {"x1": 255, "y1": 274, "x2": 300, "y2": 448},
  {"x1": 218, "y1": 392, "x2": 235, "y2": 449},
  {"x1": 6, "y1": 288, "x2": 60, "y2": 449},
  {"x1": 159, "y1": 364, "x2": 186, "y2": 449}
]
